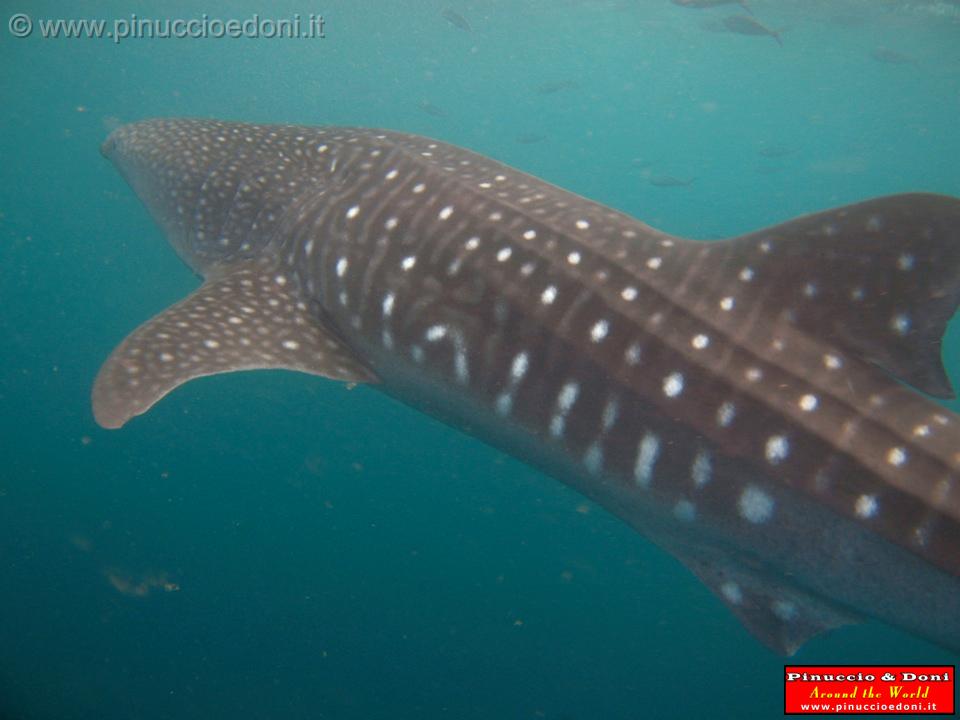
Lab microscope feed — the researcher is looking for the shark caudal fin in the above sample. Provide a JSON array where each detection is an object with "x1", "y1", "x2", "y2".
[
  {"x1": 705, "y1": 193, "x2": 960, "y2": 398},
  {"x1": 92, "y1": 263, "x2": 376, "y2": 429}
]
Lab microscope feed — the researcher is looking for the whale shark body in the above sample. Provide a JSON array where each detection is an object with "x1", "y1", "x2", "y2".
[{"x1": 95, "y1": 118, "x2": 960, "y2": 654}]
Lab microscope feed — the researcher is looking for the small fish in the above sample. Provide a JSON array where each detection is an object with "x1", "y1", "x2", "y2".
[
  {"x1": 758, "y1": 144, "x2": 795, "y2": 158},
  {"x1": 516, "y1": 133, "x2": 546, "y2": 145},
  {"x1": 723, "y1": 15, "x2": 782, "y2": 46},
  {"x1": 417, "y1": 100, "x2": 446, "y2": 117},
  {"x1": 672, "y1": 0, "x2": 752, "y2": 15},
  {"x1": 534, "y1": 80, "x2": 578, "y2": 95},
  {"x1": 872, "y1": 47, "x2": 913, "y2": 65},
  {"x1": 441, "y1": 8, "x2": 471, "y2": 32},
  {"x1": 649, "y1": 175, "x2": 696, "y2": 187}
]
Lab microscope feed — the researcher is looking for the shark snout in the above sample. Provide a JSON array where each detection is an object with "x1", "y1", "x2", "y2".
[{"x1": 100, "y1": 133, "x2": 118, "y2": 159}]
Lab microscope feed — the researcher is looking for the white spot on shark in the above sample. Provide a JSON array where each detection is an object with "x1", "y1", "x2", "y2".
[
  {"x1": 855, "y1": 494, "x2": 879, "y2": 519},
  {"x1": 634, "y1": 433, "x2": 661, "y2": 488},
  {"x1": 691, "y1": 450, "x2": 712, "y2": 488},
  {"x1": 557, "y1": 382, "x2": 579, "y2": 412},
  {"x1": 771, "y1": 599, "x2": 798, "y2": 621},
  {"x1": 765, "y1": 435, "x2": 789, "y2": 464},
  {"x1": 602, "y1": 399, "x2": 619, "y2": 431},
  {"x1": 425, "y1": 325, "x2": 448, "y2": 342},
  {"x1": 510, "y1": 352, "x2": 529, "y2": 382},
  {"x1": 584, "y1": 444, "x2": 604, "y2": 475},
  {"x1": 887, "y1": 447, "x2": 907, "y2": 467},
  {"x1": 739, "y1": 485, "x2": 775, "y2": 523},
  {"x1": 382, "y1": 292, "x2": 395, "y2": 317},
  {"x1": 890, "y1": 313, "x2": 911, "y2": 336},
  {"x1": 717, "y1": 402, "x2": 736, "y2": 427},
  {"x1": 897, "y1": 253, "x2": 915, "y2": 271},
  {"x1": 590, "y1": 320, "x2": 609, "y2": 343},
  {"x1": 663, "y1": 372, "x2": 684, "y2": 398},
  {"x1": 720, "y1": 581, "x2": 743, "y2": 605}
]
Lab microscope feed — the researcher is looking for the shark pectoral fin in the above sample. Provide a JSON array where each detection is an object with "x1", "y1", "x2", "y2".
[
  {"x1": 719, "y1": 193, "x2": 960, "y2": 398},
  {"x1": 675, "y1": 551, "x2": 859, "y2": 656},
  {"x1": 92, "y1": 266, "x2": 376, "y2": 429}
]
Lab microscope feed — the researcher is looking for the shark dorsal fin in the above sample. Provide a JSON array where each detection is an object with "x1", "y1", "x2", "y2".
[
  {"x1": 92, "y1": 263, "x2": 376, "y2": 428},
  {"x1": 710, "y1": 193, "x2": 960, "y2": 398}
]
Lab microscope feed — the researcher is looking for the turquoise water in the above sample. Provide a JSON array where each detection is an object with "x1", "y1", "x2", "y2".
[{"x1": 2, "y1": 1, "x2": 959, "y2": 718}]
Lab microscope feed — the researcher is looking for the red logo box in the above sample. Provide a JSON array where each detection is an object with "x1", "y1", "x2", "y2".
[{"x1": 785, "y1": 665, "x2": 954, "y2": 715}]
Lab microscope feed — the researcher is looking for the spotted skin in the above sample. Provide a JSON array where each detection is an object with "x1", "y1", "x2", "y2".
[{"x1": 96, "y1": 118, "x2": 960, "y2": 655}]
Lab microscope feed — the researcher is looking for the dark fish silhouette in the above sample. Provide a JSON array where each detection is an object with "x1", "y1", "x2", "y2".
[
  {"x1": 723, "y1": 15, "x2": 782, "y2": 46},
  {"x1": 673, "y1": 0, "x2": 752, "y2": 15},
  {"x1": 417, "y1": 100, "x2": 446, "y2": 117},
  {"x1": 441, "y1": 8, "x2": 471, "y2": 32},
  {"x1": 649, "y1": 175, "x2": 696, "y2": 187},
  {"x1": 534, "y1": 80, "x2": 579, "y2": 95},
  {"x1": 872, "y1": 47, "x2": 913, "y2": 65},
  {"x1": 96, "y1": 118, "x2": 960, "y2": 656}
]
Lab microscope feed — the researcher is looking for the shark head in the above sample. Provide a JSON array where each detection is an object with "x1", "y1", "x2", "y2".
[
  {"x1": 101, "y1": 118, "x2": 338, "y2": 274},
  {"x1": 93, "y1": 119, "x2": 379, "y2": 429}
]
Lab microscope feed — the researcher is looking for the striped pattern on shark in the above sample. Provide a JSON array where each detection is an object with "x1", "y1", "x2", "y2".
[{"x1": 94, "y1": 118, "x2": 960, "y2": 655}]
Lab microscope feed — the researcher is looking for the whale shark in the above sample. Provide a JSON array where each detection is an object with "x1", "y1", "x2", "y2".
[{"x1": 94, "y1": 118, "x2": 960, "y2": 655}]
